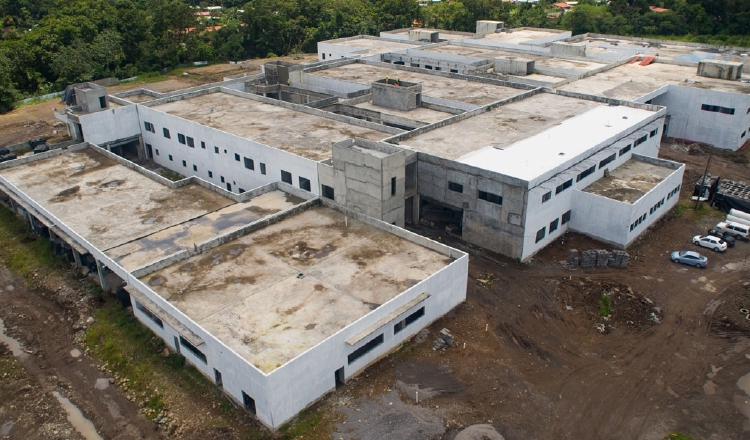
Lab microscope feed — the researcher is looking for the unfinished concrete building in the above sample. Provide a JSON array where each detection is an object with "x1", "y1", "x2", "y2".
[
  {"x1": 28, "y1": 23, "x2": 750, "y2": 425},
  {"x1": 0, "y1": 144, "x2": 467, "y2": 429}
]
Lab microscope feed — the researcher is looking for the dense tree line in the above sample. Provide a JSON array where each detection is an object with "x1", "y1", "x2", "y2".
[{"x1": 1, "y1": 0, "x2": 749, "y2": 113}]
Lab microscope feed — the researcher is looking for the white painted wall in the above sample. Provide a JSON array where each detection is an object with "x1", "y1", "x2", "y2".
[
  {"x1": 651, "y1": 85, "x2": 750, "y2": 151},
  {"x1": 137, "y1": 105, "x2": 320, "y2": 196},
  {"x1": 569, "y1": 159, "x2": 684, "y2": 247},
  {"x1": 265, "y1": 252, "x2": 468, "y2": 427},
  {"x1": 521, "y1": 118, "x2": 664, "y2": 259},
  {"x1": 78, "y1": 105, "x2": 141, "y2": 145}
]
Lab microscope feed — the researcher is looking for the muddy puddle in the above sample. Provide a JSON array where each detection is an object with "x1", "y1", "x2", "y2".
[
  {"x1": 0, "y1": 317, "x2": 27, "y2": 360},
  {"x1": 53, "y1": 391, "x2": 104, "y2": 440}
]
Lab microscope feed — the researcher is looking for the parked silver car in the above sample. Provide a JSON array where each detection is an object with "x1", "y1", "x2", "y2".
[{"x1": 670, "y1": 250, "x2": 708, "y2": 268}]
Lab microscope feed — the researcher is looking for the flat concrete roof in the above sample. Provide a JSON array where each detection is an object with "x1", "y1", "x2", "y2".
[
  {"x1": 106, "y1": 190, "x2": 305, "y2": 271},
  {"x1": 480, "y1": 29, "x2": 562, "y2": 44},
  {"x1": 558, "y1": 62, "x2": 750, "y2": 99},
  {"x1": 325, "y1": 37, "x2": 418, "y2": 55},
  {"x1": 152, "y1": 92, "x2": 389, "y2": 161},
  {"x1": 0, "y1": 149, "x2": 234, "y2": 250},
  {"x1": 312, "y1": 63, "x2": 524, "y2": 105},
  {"x1": 423, "y1": 44, "x2": 607, "y2": 72},
  {"x1": 576, "y1": 36, "x2": 748, "y2": 63},
  {"x1": 354, "y1": 100, "x2": 452, "y2": 124},
  {"x1": 401, "y1": 93, "x2": 601, "y2": 161},
  {"x1": 142, "y1": 205, "x2": 451, "y2": 373},
  {"x1": 583, "y1": 158, "x2": 675, "y2": 203},
  {"x1": 384, "y1": 28, "x2": 472, "y2": 41},
  {"x1": 458, "y1": 103, "x2": 656, "y2": 183}
]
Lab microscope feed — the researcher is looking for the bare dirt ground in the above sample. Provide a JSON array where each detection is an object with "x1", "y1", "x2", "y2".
[
  {"x1": 0, "y1": 264, "x2": 162, "y2": 439},
  {"x1": 0, "y1": 140, "x2": 749, "y2": 440},
  {"x1": 0, "y1": 54, "x2": 318, "y2": 147}
]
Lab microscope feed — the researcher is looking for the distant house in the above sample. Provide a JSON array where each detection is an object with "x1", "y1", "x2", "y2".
[
  {"x1": 649, "y1": 5, "x2": 670, "y2": 12},
  {"x1": 553, "y1": 2, "x2": 572, "y2": 10}
]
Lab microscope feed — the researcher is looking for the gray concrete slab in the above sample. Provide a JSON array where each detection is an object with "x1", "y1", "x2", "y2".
[
  {"x1": 142, "y1": 206, "x2": 451, "y2": 373},
  {"x1": 153, "y1": 92, "x2": 389, "y2": 160},
  {"x1": 106, "y1": 190, "x2": 305, "y2": 271},
  {"x1": 0, "y1": 149, "x2": 234, "y2": 250},
  {"x1": 583, "y1": 159, "x2": 675, "y2": 203},
  {"x1": 312, "y1": 64, "x2": 522, "y2": 105}
]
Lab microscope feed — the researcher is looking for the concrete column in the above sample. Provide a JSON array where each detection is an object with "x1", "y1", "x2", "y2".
[
  {"x1": 96, "y1": 260, "x2": 109, "y2": 291},
  {"x1": 72, "y1": 249, "x2": 83, "y2": 267}
]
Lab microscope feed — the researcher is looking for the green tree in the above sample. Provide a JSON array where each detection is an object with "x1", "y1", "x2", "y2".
[{"x1": 375, "y1": 0, "x2": 420, "y2": 30}]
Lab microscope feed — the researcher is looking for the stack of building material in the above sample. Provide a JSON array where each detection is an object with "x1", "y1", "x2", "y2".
[
  {"x1": 595, "y1": 250, "x2": 609, "y2": 267},
  {"x1": 568, "y1": 249, "x2": 579, "y2": 267},
  {"x1": 579, "y1": 250, "x2": 598, "y2": 269},
  {"x1": 609, "y1": 250, "x2": 629, "y2": 268}
]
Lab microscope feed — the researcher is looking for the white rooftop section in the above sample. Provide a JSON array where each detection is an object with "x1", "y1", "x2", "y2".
[{"x1": 458, "y1": 104, "x2": 657, "y2": 185}]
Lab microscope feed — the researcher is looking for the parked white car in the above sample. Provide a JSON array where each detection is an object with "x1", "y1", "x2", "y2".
[
  {"x1": 692, "y1": 235, "x2": 727, "y2": 252},
  {"x1": 715, "y1": 221, "x2": 749, "y2": 241}
]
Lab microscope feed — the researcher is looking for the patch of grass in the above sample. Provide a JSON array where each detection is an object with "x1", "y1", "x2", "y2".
[
  {"x1": 0, "y1": 205, "x2": 64, "y2": 281},
  {"x1": 670, "y1": 199, "x2": 723, "y2": 223},
  {"x1": 664, "y1": 433, "x2": 693, "y2": 440},
  {"x1": 159, "y1": 169, "x2": 185, "y2": 182},
  {"x1": 278, "y1": 407, "x2": 325, "y2": 440},
  {"x1": 598, "y1": 293, "x2": 612, "y2": 317}
]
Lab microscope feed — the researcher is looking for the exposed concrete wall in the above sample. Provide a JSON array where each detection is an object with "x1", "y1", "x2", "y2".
[
  {"x1": 371, "y1": 79, "x2": 422, "y2": 112},
  {"x1": 78, "y1": 105, "x2": 141, "y2": 146},
  {"x1": 416, "y1": 153, "x2": 528, "y2": 258},
  {"x1": 650, "y1": 84, "x2": 750, "y2": 151},
  {"x1": 495, "y1": 57, "x2": 535, "y2": 76}
]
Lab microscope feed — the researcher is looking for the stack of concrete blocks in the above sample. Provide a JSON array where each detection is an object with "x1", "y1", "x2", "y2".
[
  {"x1": 550, "y1": 42, "x2": 586, "y2": 58},
  {"x1": 595, "y1": 250, "x2": 609, "y2": 268},
  {"x1": 568, "y1": 249, "x2": 579, "y2": 267},
  {"x1": 568, "y1": 249, "x2": 629, "y2": 268},
  {"x1": 476, "y1": 20, "x2": 504, "y2": 35},
  {"x1": 495, "y1": 56, "x2": 535, "y2": 76},
  {"x1": 609, "y1": 250, "x2": 629, "y2": 268},
  {"x1": 371, "y1": 79, "x2": 422, "y2": 112},
  {"x1": 697, "y1": 60, "x2": 744, "y2": 80},
  {"x1": 327, "y1": 138, "x2": 408, "y2": 227},
  {"x1": 579, "y1": 250, "x2": 598, "y2": 269},
  {"x1": 409, "y1": 30, "x2": 439, "y2": 43}
]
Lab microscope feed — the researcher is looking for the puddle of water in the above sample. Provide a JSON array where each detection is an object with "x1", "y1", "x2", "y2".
[
  {"x1": 52, "y1": 391, "x2": 104, "y2": 440},
  {"x1": 94, "y1": 378, "x2": 110, "y2": 390},
  {"x1": 0, "y1": 421, "x2": 13, "y2": 436},
  {"x1": 0, "y1": 317, "x2": 27, "y2": 360}
]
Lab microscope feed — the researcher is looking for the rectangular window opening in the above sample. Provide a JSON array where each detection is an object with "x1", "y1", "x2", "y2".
[
  {"x1": 163, "y1": 128, "x2": 171, "y2": 139},
  {"x1": 576, "y1": 164, "x2": 597, "y2": 182},
  {"x1": 244, "y1": 157, "x2": 254, "y2": 170},
  {"x1": 260, "y1": 163, "x2": 267, "y2": 175},
  {"x1": 555, "y1": 179, "x2": 573, "y2": 195},
  {"x1": 186, "y1": 137, "x2": 195, "y2": 148},
  {"x1": 619, "y1": 144, "x2": 632, "y2": 156},
  {"x1": 299, "y1": 177, "x2": 311, "y2": 191},
  {"x1": 549, "y1": 218, "x2": 559, "y2": 233},
  {"x1": 542, "y1": 191, "x2": 551, "y2": 203},
  {"x1": 242, "y1": 392, "x2": 256, "y2": 414},
  {"x1": 599, "y1": 153, "x2": 616, "y2": 169},
  {"x1": 135, "y1": 300, "x2": 163, "y2": 328},
  {"x1": 214, "y1": 146, "x2": 219, "y2": 154},
  {"x1": 178, "y1": 133, "x2": 186, "y2": 144},
  {"x1": 535, "y1": 227, "x2": 546, "y2": 243},
  {"x1": 447, "y1": 181, "x2": 463, "y2": 193},
  {"x1": 348, "y1": 334, "x2": 384, "y2": 365},
  {"x1": 201, "y1": 141, "x2": 206, "y2": 149},
  {"x1": 391, "y1": 177, "x2": 397, "y2": 196},
  {"x1": 179, "y1": 336, "x2": 207, "y2": 363},
  {"x1": 561, "y1": 210, "x2": 571, "y2": 225},
  {"x1": 478, "y1": 190, "x2": 502, "y2": 205},
  {"x1": 322, "y1": 185, "x2": 335, "y2": 200},
  {"x1": 281, "y1": 170, "x2": 292, "y2": 184}
]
